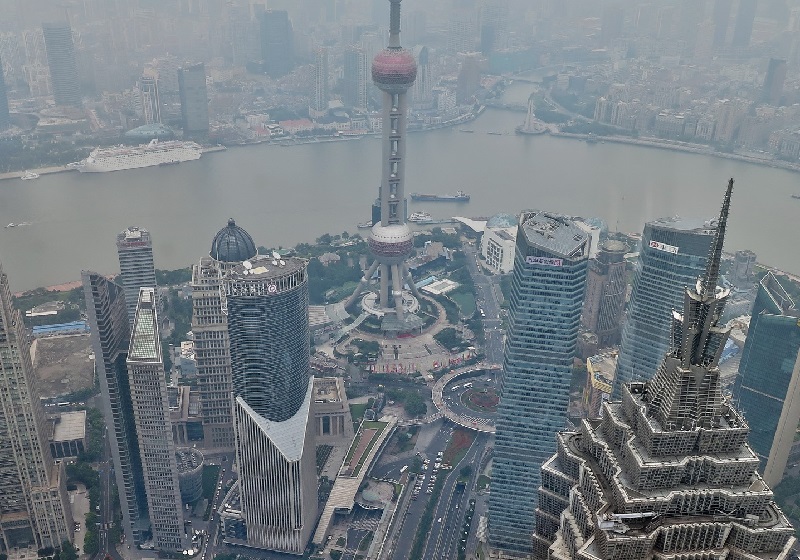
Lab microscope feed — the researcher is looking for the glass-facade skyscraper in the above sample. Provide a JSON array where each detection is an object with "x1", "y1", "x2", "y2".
[
  {"x1": 41, "y1": 22, "x2": 81, "y2": 107},
  {"x1": 116, "y1": 226, "x2": 156, "y2": 325},
  {"x1": 225, "y1": 255, "x2": 317, "y2": 553},
  {"x1": 734, "y1": 272, "x2": 800, "y2": 486},
  {"x1": 488, "y1": 211, "x2": 589, "y2": 556},
  {"x1": 178, "y1": 63, "x2": 210, "y2": 140},
  {"x1": 0, "y1": 54, "x2": 10, "y2": 130},
  {"x1": 612, "y1": 217, "x2": 715, "y2": 398},
  {"x1": 260, "y1": 11, "x2": 294, "y2": 78}
]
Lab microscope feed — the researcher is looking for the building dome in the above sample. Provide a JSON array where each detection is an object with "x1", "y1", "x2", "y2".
[
  {"x1": 210, "y1": 218, "x2": 257, "y2": 263},
  {"x1": 486, "y1": 213, "x2": 519, "y2": 229},
  {"x1": 369, "y1": 223, "x2": 413, "y2": 264},
  {"x1": 372, "y1": 49, "x2": 417, "y2": 93}
]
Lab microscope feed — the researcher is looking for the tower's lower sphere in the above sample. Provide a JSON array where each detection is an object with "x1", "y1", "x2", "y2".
[
  {"x1": 372, "y1": 48, "x2": 417, "y2": 93},
  {"x1": 369, "y1": 223, "x2": 413, "y2": 264}
]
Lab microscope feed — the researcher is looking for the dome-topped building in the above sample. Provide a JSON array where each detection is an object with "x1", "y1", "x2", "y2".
[{"x1": 210, "y1": 218, "x2": 257, "y2": 264}]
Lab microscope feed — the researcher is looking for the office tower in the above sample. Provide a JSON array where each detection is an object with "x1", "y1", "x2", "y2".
[
  {"x1": 0, "y1": 263, "x2": 72, "y2": 552},
  {"x1": 457, "y1": 53, "x2": 481, "y2": 104},
  {"x1": 411, "y1": 46, "x2": 433, "y2": 109},
  {"x1": 479, "y1": 0, "x2": 509, "y2": 54},
  {"x1": 488, "y1": 212, "x2": 590, "y2": 557},
  {"x1": 580, "y1": 240, "x2": 627, "y2": 348},
  {"x1": 534, "y1": 180, "x2": 797, "y2": 560},
  {"x1": 343, "y1": 45, "x2": 368, "y2": 111},
  {"x1": 178, "y1": 63, "x2": 209, "y2": 140},
  {"x1": 83, "y1": 272, "x2": 148, "y2": 547},
  {"x1": 22, "y1": 29, "x2": 52, "y2": 97},
  {"x1": 734, "y1": 272, "x2": 800, "y2": 486},
  {"x1": 116, "y1": 226, "x2": 157, "y2": 325},
  {"x1": 139, "y1": 73, "x2": 161, "y2": 124},
  {"x1": 732, "y1": 248, "x2": 757, "y2": 287},
  {"x1": 41, "y1": 22, "x2": 81, "y2": 107},
  {"x1": 0, "y1": 55, "x2": 9, "y2": 130},
  {"x1": 192, "y1": 219, "x2": 257, "y2": 448},
  {"x1": 260, "y1": 10, "x2": 294, "y2": 78},
  {"x1": 612, "y1": 217, "x2": 715, "y2": 398},
  {"x1": 713, "y1": 0, "x2": 733, "y2": 46},
  {"x1": 311, "y1": 47, "x2": 329, "y2": 116},
  {"x1": 732, "y1": 0, "x2": 757, "y2": 48},
  {"x1": 346, "y1": 0, "x2": 426, "y2": 333},
  {"x1": 127, "y1": 288, "x2": 186, "y2": 552},
  {"x1": 762, "y1": 58, "x2": 787, "y2": 106},
  {"x1": 226, "y1": 255, "x2": 317, "y2": 553},
  {"x1": 600, "y1": 5, "x2": 624, "y2": 45},
  {"x1": 448, "y1": 14, "x2": 477, "y2": 53}
]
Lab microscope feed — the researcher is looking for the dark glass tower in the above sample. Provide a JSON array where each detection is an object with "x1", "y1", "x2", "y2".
[
  {"x1": 613, "y1": 217, "x2": 715, "y2": 398},
  {"x1": 0, "y1": 55, "x2": 10, "y2": 130},
  {"x1": 42, "y1": 22, "x2": 81, "y2": 107},
  {"x1": 734, "y1": 272, "x2": 800, "y2": 486},
  {"x1": 732, "y1": 0, "x2": 757, "y2": 48},
  {"x1": 488, "y1": 212, "x2": 590, "y2": 556},
  {"x1": 178, "y1": 63, "x2": 209, "y2": 140},
  {"x1": 260, "y1": 10, "x2": 294, "y2": 78},
  {"x1": 225, "y1": 255, "x2": 317, "y2": 553},
  {"x1": 82, "y1": 272, "x2": 148, "y2": 547}
]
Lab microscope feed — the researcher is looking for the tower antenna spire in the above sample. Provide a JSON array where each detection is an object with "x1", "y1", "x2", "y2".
[{"x1": 700, "y1": 178, "x2": 734, "y2": 298}]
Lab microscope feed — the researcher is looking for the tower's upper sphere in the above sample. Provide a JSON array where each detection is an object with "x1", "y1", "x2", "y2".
[
  {"x1": 372, "y1": 48, "x2": 417, "y2": 93},
  {"x1": 368, "y1": 223, "x2": 414, "y2": 264},
  {"x1": 210, "y1": 218, "x2": 257, "y2": 263}
]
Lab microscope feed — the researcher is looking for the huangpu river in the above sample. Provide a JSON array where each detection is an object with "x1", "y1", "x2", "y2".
[{"x1": 1, "y1": 81, "x2": 798, "y2": 292}]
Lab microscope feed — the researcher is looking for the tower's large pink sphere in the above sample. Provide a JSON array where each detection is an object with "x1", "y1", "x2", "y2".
[{"x1": 372, "y1": 48, "x2": 417, "y2": 93}]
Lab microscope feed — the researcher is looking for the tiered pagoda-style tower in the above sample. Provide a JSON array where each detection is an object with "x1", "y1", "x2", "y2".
[{"x1": 533, "y1": 179, "x2": 797, "y2": 560}]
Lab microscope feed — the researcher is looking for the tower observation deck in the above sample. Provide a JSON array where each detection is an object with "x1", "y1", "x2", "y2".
[{"x1": 346, "y1": 0, "x2": 424, "y2": 331}]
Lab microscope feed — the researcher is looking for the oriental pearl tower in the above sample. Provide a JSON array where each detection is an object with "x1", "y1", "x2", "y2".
[{"x1": 345, "y1": 0, "x2": 423, "y2": 329}]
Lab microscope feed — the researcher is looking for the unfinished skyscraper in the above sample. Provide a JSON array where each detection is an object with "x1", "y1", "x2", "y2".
[{"x1": 533, "y1": 179, "x2": 797, "y2": 560}]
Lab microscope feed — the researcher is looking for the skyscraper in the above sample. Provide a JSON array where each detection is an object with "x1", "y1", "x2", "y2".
[
  {"x1": 762, "y1": 58, "x2": 787, "y2": 106},
  {"x1": 42, "y1": 22, "x2": 81, "y2": 107},
  {"x1": 83, "y1": 272, "x2": 148, "y2": 547},
  {"x1": 0, "y1": 54, "x2": 10, "y2": 130},
  {"x1": 127, "y1": 288, "x2": 186, "y2": 552},
  {"x1": 139, "y1": 73, "x2": 161, "y2": 124},
  {"x1": 311, "y1": 47, "x2": 329, "y2": 116},
  {"x1": 580, "y1": 239, "x2": 628, "y2": 348},
  {"x1": 260, "y1": 10, "x2": 294, "y2": 78},
  {"x1": 346, "y1": 0, "x2": 425, "y2": 333},
  {"x1": 488, "y1": 212, "x2": 589, "y2": 556},
  {"x1": 192, "y1": 219, "x2": 258, "y2": 448},
  {"x1": 713, "y1": 0, "x2": 733, "y2": 47},
  {"x1": 411, "y1": 46, "x2": 433, "y2": 109},
  {"x1": 343, "y1": 45, "x2": 368, "y2": 111},
  {"x1": 116, "y1": 226, "x2": 157, "y2": 325},
  {"x1": 0, "y1": 263, "x2": 73, "y2": 552},
  {"x1": 613, "y1": 217, "x2": 715, "y2": 398},
  {"x1": 178, "y1": 63, "x2": 209, "y2": 140},
  {"x1": 732, "y1": 0, "x2": 757, "y2": 48},
  {"x1": 226, "y1": 255, "x2": 317, "y2": 553},
  {"x1": 534, "y1": 180, "x2": 797, "y2": 560},
  {"x1": 734, "y1": 272, "x2": 800, "y2": 486}
]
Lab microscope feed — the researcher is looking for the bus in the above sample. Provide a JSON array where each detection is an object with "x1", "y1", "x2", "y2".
[{"x1": 400, "y1": 465, "x2": 408, "y2": 474}]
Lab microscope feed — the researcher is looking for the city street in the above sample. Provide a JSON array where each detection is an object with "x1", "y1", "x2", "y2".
[{"x1": 463, "y1": 244, "x2": 505, "y2": 366}]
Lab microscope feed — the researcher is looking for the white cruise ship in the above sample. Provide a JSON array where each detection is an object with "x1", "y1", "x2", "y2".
[{"x1": 72, "y1": 139, "x2": 203, "y2": 173}]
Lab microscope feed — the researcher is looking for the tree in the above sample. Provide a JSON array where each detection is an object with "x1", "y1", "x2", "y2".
[
  {"x1": 59, "y1": 541, "x2": 77, "y2": 560},
  {"x1": 82, "y1": 530, "x2": 99, "y2": 556},
  {"x1": 460, "y1": 465, "x2": 473, "y2": 478}
]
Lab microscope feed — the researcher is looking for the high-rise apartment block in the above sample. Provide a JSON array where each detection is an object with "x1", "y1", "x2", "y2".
[
  {"x1": 613, "y1": 217, "x2": 715, "y2": 397},
  {"x1": 260, "y1": 11, "x2": 294, "y2": 78},
  {"x1": 734, "y1": 272, "x2": 800, "y2": 486},
  {"x1": 762, "y1": 58, "x2": 787, "y2": 106},
  {"x1": 192, "y1": 219, "x2": 257, "y2": 448},
  {"x1": 311, "y1": 47, "x2": 329, "y2": 116},
  {"x1": 178, "y1": 63, "x2": 210, "y2": 140},
  {"x1": 488, "y1": 212, "x2": 589, "y2": 556},
  {"x1": 534, "y1": 180, "x2": 797, "y2": 560},
  {"x1": 42, "y1": 22, "x2": 81, "y2": 107},
  {"x1": 116, "y1": 226, "x2": 157, "y2": 325},
  {"x1": 0, "y1": 55, "x2": 10, "y2": 130},
  {"x1": 127, "y1": 288, "x2": 186, "y2": 552},
  {"x1": 580, "y1": 239, "x2": 627, "y2": 348},
  {"x1": 225, "y1": 255, "x2": 317, "y2": 553},
  {"x1": 0, "y1": 263, "x2": 73, "y2": 553},
  {"x1": 343, "y1": 46, "x2": 368, "y2": 111},
  {"x1": 83, "y1": 272, "x2": 148, "y2": 546},
  {"x1": 139, "y1": 74, "x2": 161, "y2": 124}
]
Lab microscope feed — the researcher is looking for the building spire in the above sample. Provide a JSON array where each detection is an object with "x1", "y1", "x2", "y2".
[
  {"x1": 388, "y1": 0, "x2": 402, "y2": 48},
  {"x1": 699, "y1": 178, "x2": 734, "y2": 298}
]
